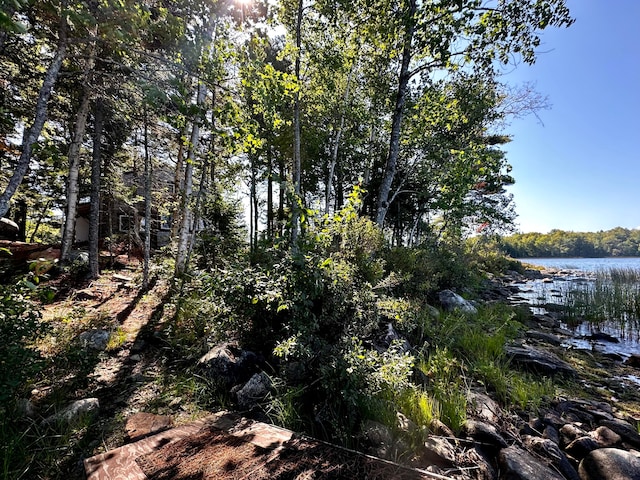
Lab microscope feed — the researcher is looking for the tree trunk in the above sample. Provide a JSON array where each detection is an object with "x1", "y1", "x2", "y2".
[
  {"x1": 142, "y1": 107, "x2": 152, "y2": 290},
  {"x1": 60, "y1": 86, "x2": 92, "y2": 262},
  {"x1": 325, "y1": 63, "x2": 355, "y2": 214},
  {"x1": 175, "y1": 81, "x2": 206, "y2": 276},
  {"x1": 266, "y1": 144, "x2": 273, "y2": 238},
  {"x1": 88, "y1": 98, "x2": 104, "y2": 279},
  {"x1": 291, "y1": 0, "x2": 303, "y2": 245},
  {"x1": 375, "y1": 0, "x2": 416, "y2": 227},
  {"x1": 0, "y1": 26, "x2": 67, "y2": 218},
  {"x1": 278, "y1": 155, "x2": 285, "y2": 237}
]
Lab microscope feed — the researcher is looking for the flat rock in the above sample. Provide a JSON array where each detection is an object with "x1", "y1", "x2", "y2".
[
  {"x1": 527, "y1": 330, "x2": 562, "y2": 346},
  {"x1": 78, "y1": 329, "x2": 110, "y2": 351},
  {"x1": 126, "y1": 413, "x2": 173, "y2": 442},
  {"x1": 499, "y1": 446, "x2": 565, "y2": 480},
  {"x1": 578, "y1": 448, "x2": 640, "y2": 480},
  {"x1": 467, "y1": 391, "x2": 503, "y2": 424},
  {"x1": 421, "y1": 437, "x2": 457, "y2": 467},
  {"x1": 505, "y1": 345, "x2": 576, "y2": 376}
]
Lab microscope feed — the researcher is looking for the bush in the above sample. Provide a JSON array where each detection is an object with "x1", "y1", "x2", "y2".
[{"x1": 0, "y1": 282, "x2": 47, "y2": 409}]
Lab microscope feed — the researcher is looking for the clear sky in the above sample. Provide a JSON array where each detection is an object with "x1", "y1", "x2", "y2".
[{"x1": 501, "y1": 0, "x2": 640, "y2": 234}]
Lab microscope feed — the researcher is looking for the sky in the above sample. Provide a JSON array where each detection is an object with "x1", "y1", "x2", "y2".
[{"x1": 500, "y1": 0, "x2": 640, "y2": 234}]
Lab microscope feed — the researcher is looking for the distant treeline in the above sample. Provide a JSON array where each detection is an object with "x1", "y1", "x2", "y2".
[{"x1": 500, "y1": 227, "x2": 640, "y2": 258}]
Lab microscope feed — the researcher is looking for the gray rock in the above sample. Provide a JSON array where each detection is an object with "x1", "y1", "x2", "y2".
[
  {"x1": 16, "y1": 398, "x2": 36, "y2": 418},
  {"x1": 396, "y1": 412, "x2": 418, "y2": 435},
  {"x1": 591, "y1": 426, "x2": 621, "y2": 447},
  {"x1": 505, "y1": 345, "x2": 576, "y2": 376},
  {"x1": 468, "y1": 391, "x2": 503, "y2": 424},
  {"x1": 600, "y1": 419, "x2": 640, "y2": 449},
  {"x1": 565, "y1": 436, "x2": 600, "y2": 460},
  {"x1": 578, "y1": 448, "x2": 640, "y2": 480},
  {"x1": 421, "y1": 437, "x2": 457, "y2": 467},
  {"x1": 381, "y1": 323, "x2": 411, "y2": 353},
  {"x1": 543, "y1": 424, "x2": 560, "y2": 445},
  {"x1": 523, "y1": 436, "x2": 579, "y2": 480},
  {"x1": 438, "y1": 289, "x2": 477, "y2": 314},
  {"x1": 362, "y1": 420, "x2": 393, "y2": 447},
  {"x1": 44, "y1": 398, "x2": 99, "y2": 426},
  {"x1": 527, "y1": 330, "x2": 562, "y2": 346},
  {"x1": 561, "y1": 423, "x2": 589, "y2": 448},
  {"x1": 78, "y1": 329, "x2": 110, "y2": 350},
  {"x1": 198, "y1": 342, "x2": 260, "y2": 386},
  {"x1": 463, "y1": 419, "x2": 507, "y2": 450},
  {"x1": 236, "y1": 372, "x2": 271, "y2": 409},
  {"x1": 499, "y1": 446, "x2": 565, "y2": 480}
]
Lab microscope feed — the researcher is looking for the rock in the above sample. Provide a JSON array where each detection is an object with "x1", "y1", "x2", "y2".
[
  {"x1": 600, "y1": 419, "x2": 640, "y2": 449},
  {"x1": 543, "y1": 424, "x2": 560, "y2": 445},
  {"x1": 362, "y1": 420, "x2": 393, "y2": 447},
  {"x1": 236, "y1": 372, "x2": 271, "y2": 409},
  {"x1": 380, "y1": 323, "x2": 411, "y2": 353},
  {"x1": 438, "y1": 289, "x2": 477, "y2": 314},
  {"x1": 467, "y1": 391, "x2": 503, "y2": 424},
  {"x1": 78, "y1": 329, "x2": 110, "y2": 350},
  {"x1": 586, "y1": 331, "x2": 619, "y2": 343},
  {"x1": 458, "y1": 446, "x2": 497, "y2": 480},
  {"x1": 564, "y1": 436, "x2": 600, "y2": 460},
  {"x1": 396, "y1": 412, "x2": 418, "y2": 435},
  {"x1": 560, "y1": 424, "x2": 589, "y2": 448},
  {"x1": 16, "y1": 398, "x2": 36, "y2": 418},
  {"x1": 0, "y1": 217, "x2": 19, "y2": 240},
  {"x1": 505, "y1": 345, "x2": 576, "y2": 376},
  {"x1": 625, "y1": 354, "x2": 640, "y2": 368},
  {"x1": 198, "y1": 342, "x2": 260, "y2": 386},
  {"x1": 527, "y1": 330, "x2": 562, "y2": 346},
  {"x1": 44, "y1": 398, "x2": 99, "y2": 426},
  {"x1": 125, "y1": 412, "x2": 173, "y2": 441},
  {"x1": 421, "y1": 437, "x2": 457, "y2": 467},
  {"x1": 533, "y1": 314, "x2": 561, "y2": 328},
  {"x1": 591, "y1": 426, "x2": 622, "y2": 447},
  {"x1": 463, "y1": 420, "x2": 507, "y2": 450},
  {"x1": 498, "y1": 446, "x2": 566, "y2": 480},
  {"x1": 578, "y1": 448, "x2": 640, "y2": 480},
  {"x1": 523, "y1": 436, "x2": 580, "y2": 480}
]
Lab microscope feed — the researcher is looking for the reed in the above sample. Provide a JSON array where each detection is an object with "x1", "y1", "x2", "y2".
[{"x1": 563, "y1": 268, "x2": 640, "y2": 337}]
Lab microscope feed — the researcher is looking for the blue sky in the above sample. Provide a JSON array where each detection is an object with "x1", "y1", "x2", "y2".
[{"x1": 501, "y1": 0, "x2": 640, "y2": 233}]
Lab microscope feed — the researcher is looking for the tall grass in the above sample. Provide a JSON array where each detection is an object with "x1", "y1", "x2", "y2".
[{"x1": 564, "y1": 268, "x2": 640, "y2": 337}]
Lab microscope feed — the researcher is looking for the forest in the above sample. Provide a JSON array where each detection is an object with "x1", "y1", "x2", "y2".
[
  {"x1": 500, "y1": 227, "x2": 640, "y2": 258},
  {"x1": 0, "y1": 1, "x2": 585, "y2": 478}
]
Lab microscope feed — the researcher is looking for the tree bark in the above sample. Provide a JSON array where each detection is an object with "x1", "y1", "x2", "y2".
[
  {"x1": 291, "y1": 0, "x2": 303, "y2": 245},
  {"x1": 175, "y1": 81, "x2": 206, "y2": 276},
  {"x1": 142, "y1": 107, "x2": 152, "y2": 290},
  {"x1": 88, "y1": 98, "x2": 104, "y2": 279},
  {"x1": 325, "y1": 62, "x2": 355, "y2": 214},
  {"x1": 60, "y1": 86, "x2": 93, "y2": 263},
  {"x1": 0, "y1": 25, "x2": 67, "y2": 218},
  {"x1": 375, "y1": 0, "x2": 416, "y2": 227}
]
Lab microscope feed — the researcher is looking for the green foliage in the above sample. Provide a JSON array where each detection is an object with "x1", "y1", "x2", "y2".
[
  {"x1": 501, "y1": 227, "x2": 640, "y2": 258},
  {"x1": 0, "y1": 282, "x2": 47, "y2": 409}
]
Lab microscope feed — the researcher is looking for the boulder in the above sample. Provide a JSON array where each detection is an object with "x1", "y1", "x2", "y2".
[
  {"x1": 44, "y1": 398, "x2": 99, "y2": 426},
  {"x1": 599, "y1": 419, "x2": 640, "y2": 449},
  {"x1": 362, "y1": 420, "x2": 393, "y2": 448},
  {"x1": 505, "y1": 345, "x2": 576, "y2": 376},
  {"x1": 578, "y1": 448, "x2": 640, "y2": 480},
  {"x1": 236, "y1": 372, "x2": 272, "y2": 409},
  {"x1": 591, "y1": 426, "x2": 622, "y2": 447},
  {"x1": 560, "y1": 424, "x2": 589, "y2": 448},
  {"x1": 438, "y1": 289, "x2": 477, "y2": 314},
  {"x1": 564, "y1": 436, "x2": 600, "y2": 460},
  {"x1": 498, "y1": 446, "x2": 565, "y2": 480},
  {"x1": 198, "y1": 342, "x2": 260, "y2": 386},
  {"x1": 467, "y1": 391, "x2": 503, "y2": 424},
  {"x1": 78, "y1": 329, "x2": 110, "y2": 351},
  {"x1": 625, "y1": 354, "x2": 640, "y2": 368},
  {"x1": 463, "y1": 420, "x2": 507, "y2": 450},
  {"x1": 421, "y1": 437, "x2": 457, "y2": 467},
  {"x1": 0, "y1": 217, "x2": 19, "y2": 240},
  {"x1": 523, "y1": 436, "x2": 579, "y2": 480}
]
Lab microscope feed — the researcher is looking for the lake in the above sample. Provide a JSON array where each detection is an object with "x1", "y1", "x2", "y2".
[{"x1": 518, "y1": 257, "x2": 640, "y2": 273}]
